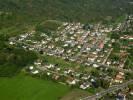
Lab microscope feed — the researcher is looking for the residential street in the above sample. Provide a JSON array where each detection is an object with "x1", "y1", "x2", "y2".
[{"x1": 81, "y1": 80, "x2": 133, "y2": 100}]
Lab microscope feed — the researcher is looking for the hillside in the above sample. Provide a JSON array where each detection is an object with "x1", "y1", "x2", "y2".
[{"x1": 0, "y1": 0, "x2": 133, "y2": 26}]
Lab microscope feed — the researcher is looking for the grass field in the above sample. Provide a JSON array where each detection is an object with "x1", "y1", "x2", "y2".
[
  {"x1": 0, "y1": 73, "x2": 70, "y2": 100},
  {"x1": 61, "y1": 89, "x2": 91, "y2": 100}
]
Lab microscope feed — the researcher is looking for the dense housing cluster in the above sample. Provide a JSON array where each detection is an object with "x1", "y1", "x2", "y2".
[{"x1": 8, "y1": 15, "x2": 133, "y2": 99}]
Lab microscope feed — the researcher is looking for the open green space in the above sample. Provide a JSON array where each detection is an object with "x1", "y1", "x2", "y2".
[
  {"x1": 61, "y1": 89, "x2": 90, "y2": 100},
  {"x1": 42, "y1": 55, "x2": 86, "y2": 71},
  {"x1": 0, "y1": 73, "x2": 70, "y2": 100},
  {"x1": 36, "y1": 20, "x2": 62, "y2": 36}
]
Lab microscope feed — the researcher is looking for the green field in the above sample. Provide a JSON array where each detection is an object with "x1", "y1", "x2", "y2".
[{"x1": 0, "y1": 73, "x2": 70, "y2": 100}]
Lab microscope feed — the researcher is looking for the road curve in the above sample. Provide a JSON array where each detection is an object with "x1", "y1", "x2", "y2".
[{"x1": 80, "y1": 80, "x2": 133, "y2": 100}]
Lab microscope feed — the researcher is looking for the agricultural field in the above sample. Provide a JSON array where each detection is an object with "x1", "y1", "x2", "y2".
[{"x1": 0, "y1": 73, "x2": 70, "y2": 100}]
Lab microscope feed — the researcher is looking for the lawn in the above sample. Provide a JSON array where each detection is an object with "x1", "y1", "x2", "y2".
[
  {"x1": 0, "y1": 73, "x2": 70, "y2": 100},
  {"x1": 42, "y1": 55, "x2": 80, "y2": 69}
]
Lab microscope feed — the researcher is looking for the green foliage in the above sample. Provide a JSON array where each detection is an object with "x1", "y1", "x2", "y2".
[
  {"x1": 111, "y1": 32, "x2": 120, "y2": 39},
  {"x1": 112, "y1": 42, "x2": 121, "y2": 52},
  {"x1": 100, "y1": 79, "x2": 110, "y2": 89},
  {"x1": 0, "y1": 34, "x2": 38, "y2": 77},
  {"x1": 0, "y1": 73, "x2": 70, "y2": 100},
  {"x1": 125, "y1": 72, "x2": 133, "y2": 80},
  {"x1": 128, "y1": 84, "x2": 133, "y2": 89},
  {"x1": 110, "y1": 55, "x2": 120, "y2": 62},
  {"x1": 0, "y1": 46, "x2": 37, "y2": 77},
  {"x1": 91, "y1": 69, "x2": 100, "y2": 77},
  {"x1": 107, "y1": 68, "x2": 117, "y2": 77},
  {"x1": 0, "y1": 0, "x2": 132, "y2": 26},
  {"x1": 0, "y1": 33, "x2": 9, "y2": 41},
  {"x1": 36, "y1": 20, "x2": 62, "y2": 36},
  {"x1": 124, "y1": 57, "x2": 133, "y2": 70}
]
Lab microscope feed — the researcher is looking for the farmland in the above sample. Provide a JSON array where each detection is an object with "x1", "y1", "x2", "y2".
[{"x1": 0, "y1": 73, "x2": 70, "y2": 100}]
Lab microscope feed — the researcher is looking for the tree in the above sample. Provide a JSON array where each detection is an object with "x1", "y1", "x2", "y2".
[
  {"x1": 91, "y1": 69, "x2": 100, "y2": 77},
  {"x1": 100, "y1": 79, "x2": 110, "y2": 89},
  {"x1": 125, "y1": 72, "x2": 133, "y2": 80},
  {"x1": 111, "y1": 32, "x2": 120, "y2": 39}
]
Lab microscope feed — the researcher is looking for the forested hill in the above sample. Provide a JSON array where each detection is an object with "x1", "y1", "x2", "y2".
[{"x1": 0, "y1": 0, "x2": 133, "y2": 23}]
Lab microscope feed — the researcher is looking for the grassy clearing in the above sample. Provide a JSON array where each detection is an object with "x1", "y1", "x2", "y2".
[
  {"x1": 0, "y1": 73, "x2": 70, "y2": 100},
  {"x1": 42, "y1": 20, "x2": 62, "y2": 31},
  {"x1": 36, "y1": 20, "x2": 62, "y2": 36},
  {"x1": 61, "y1": 89, "x2": 91, "y2": 100},
  {"x1": 0, "y1": 25, "x2": 32, "y2": 37}
]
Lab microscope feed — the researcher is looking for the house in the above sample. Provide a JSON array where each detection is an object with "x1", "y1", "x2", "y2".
[
  {"x1": 34, "y1": 61, "x2": 41, "y2": 66},
  {"x1": 106, "y1": 61, "x2": 111, "y2": 65},
  {"x1": 66, "y1": 79, "x2": 77, "y2": 85},
  {"x1": 108, "y1": 44, "x2": 112, "y2": 47},
  {"x1": 32, "y1": 70, "x2": 39, "y2": 74},
  {"x1": 78, "y1": 45, "x2": 81, "y2": 49},
  {"x1": 111, "y1": 39, "x2": 115, "y2": 43},
  {"x1": 46, "y1": 64, "x2": 55, "y2": 69},
  {"x1": 80, "y1": 82, "x2": 90, "y2": 90},
  {"x1": 91, "y1": 79, "x2": 99, "y2": 88},
  {"x1": 130, "y1": 91, "x2": 133, "y2": 95},
  {"x1": 114, "y1": 72, "x2": 125, "y2": 83},
  {"x1": 96, "y1": 48, "x2": 101, "y2": 52},
  {"x1": 52, "y1": 74, "x2": 60, "y2": 80},
  {"x1": 93, "y1": 64, "x2": 99, "y2": 68},
  {"x1": 116, "y1": 93, "x2": 126, "y2": 100},
  {"x1": 88, "y1": 58, "x2": 95, "y2": 62},
  {"x1": 47, "y1": 72, "x2": 51, "y2": 76},
  {"x1": 9, "y1": 41, "x2": 15, "y2": 45},
  {"x1": 29, "y1": 66, "x2": 34, "y2": 70},
  {"x1": 85, "y1": 63, "x2": 91, "y2": 66},
  {"x1": 97, "y1": 59, "x2": 101, "y2": 63},
  {"x1": 99, "y1": 41, "x2": 104, "y2": 49},
  {"x1": 56, "y1": 68, "x2": 61, "y2": 71},
  {"x1": 63, "y1": 44, "x2": 68, "y2": 47},
  {"x1": 81, "y1": 75, "x2": 90, "y2": 80}
]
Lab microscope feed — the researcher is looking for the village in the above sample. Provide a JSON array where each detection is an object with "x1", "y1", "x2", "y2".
[{"x1": 8, "y1": 16, "x2": 133, "y2": 99}]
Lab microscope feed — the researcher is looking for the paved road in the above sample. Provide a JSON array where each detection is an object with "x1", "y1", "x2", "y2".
[
  {"x1": 86, "y1": 59, "x2": 133, "y2": 73},
  {"x1": 102, "y1": 48, "x2": 113, "y2": 64},
  {"x1": 80, "y1": 80, "x2": 133, "y2": 100}
]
